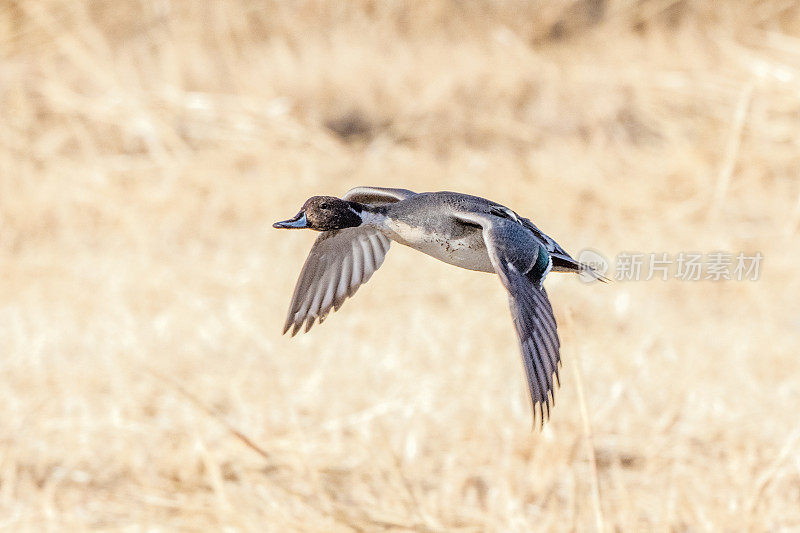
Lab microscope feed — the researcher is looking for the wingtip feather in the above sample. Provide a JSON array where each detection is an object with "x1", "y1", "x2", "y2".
[{"x1": 290, "y1": 322, "x2": 302, "y2": 337}]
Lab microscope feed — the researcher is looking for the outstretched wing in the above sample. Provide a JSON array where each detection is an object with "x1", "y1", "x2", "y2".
[
  {"x1": 499, "y1": 265, "x2": 561, "y2": 427},
  {"x1": 283, "y1": 228, "x2": 391, "y2": 335},
  {"x1": 283, "y1": 186, "x2": 416, "y2": 336},
  {"x1": 454, "y1": 211, "x2": 561, "y2": 426}
]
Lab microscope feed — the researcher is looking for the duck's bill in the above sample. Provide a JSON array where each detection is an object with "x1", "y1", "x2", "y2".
[{"x1": 273, "y1": 212, "x2": 309, "y2": 229}]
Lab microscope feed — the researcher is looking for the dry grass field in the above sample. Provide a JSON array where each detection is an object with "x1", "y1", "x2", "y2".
[{"x1": 2, "y1": 0, "x2": 800, "y2": 530}]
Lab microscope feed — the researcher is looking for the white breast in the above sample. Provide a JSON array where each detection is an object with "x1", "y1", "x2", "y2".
[{"x1": 383, "y1": 218, "x2": 495, "y2": 273}]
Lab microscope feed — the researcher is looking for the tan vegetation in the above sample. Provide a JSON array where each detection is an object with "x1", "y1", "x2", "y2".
[{"x1": 2, "y1": 0, "x2": 799, "y2": 530}]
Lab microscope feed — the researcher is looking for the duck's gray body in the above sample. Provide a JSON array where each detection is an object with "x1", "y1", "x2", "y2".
[
  {"x1": 274, "y1": 186, "x2": 602, "y2": 425},
  {"x1": 377, "y1": 192, "x2": 500, "y2": 273}
]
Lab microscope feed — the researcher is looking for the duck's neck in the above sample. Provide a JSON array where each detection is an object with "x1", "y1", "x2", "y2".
[{"x1": 352, "y1": 203, "x2": 389, "y2": 228}]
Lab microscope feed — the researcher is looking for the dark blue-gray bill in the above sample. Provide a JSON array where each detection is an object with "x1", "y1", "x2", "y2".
[{"x1": 273, "y1": 212, "x2": 308, "y2": 229}]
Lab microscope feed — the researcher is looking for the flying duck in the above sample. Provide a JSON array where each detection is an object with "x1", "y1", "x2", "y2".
[{"x1": 274, "y1": 186, "x2": 605, "y2": 424}]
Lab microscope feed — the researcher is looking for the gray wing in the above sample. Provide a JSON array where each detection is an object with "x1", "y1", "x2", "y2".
[
  {"x1": 455, "y1": 211, "x2": 561, "y2": 426},
  {"x1": 282, "y1": 187, "x2": 415, "y2": 335},
  {"x1": 501, "y1": 267, "x2": 561, "y2": 427},
  {"x1": 342, "y1": 186, "x2": 416, "y2": 205},
  {"x1": 283, "y1": 227, "x2": 391, "y2": 336}
]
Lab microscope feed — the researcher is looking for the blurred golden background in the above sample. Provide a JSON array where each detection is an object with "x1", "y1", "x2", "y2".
[{"x1": 2, "y1": 0, "x2": 799, "y2": 530}]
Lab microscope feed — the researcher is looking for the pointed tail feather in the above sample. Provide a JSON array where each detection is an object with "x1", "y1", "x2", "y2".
[{"x1": 551, "y1": 254, "x2": 611, "y2": 283}]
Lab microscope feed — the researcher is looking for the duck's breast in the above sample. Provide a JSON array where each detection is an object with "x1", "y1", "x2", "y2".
[{"x1": 382, "y1": 216, "x2": 495, "y2": 273}]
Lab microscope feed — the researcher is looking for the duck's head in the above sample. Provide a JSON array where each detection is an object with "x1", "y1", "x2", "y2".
[{"x1": 273, "y1": 196, "x2": 362, "y2": 231}]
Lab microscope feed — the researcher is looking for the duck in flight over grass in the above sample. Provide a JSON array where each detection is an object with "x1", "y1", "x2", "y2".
[{"x1": 274, "y1": 186, "x2": 606, "y2": 425}]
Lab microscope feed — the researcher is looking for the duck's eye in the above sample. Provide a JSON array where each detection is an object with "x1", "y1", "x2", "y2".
[{"x1": 320, "y1": 203, "x2": 330, "y2": 210}]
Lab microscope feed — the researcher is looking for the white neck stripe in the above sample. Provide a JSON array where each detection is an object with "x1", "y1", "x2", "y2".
[{"x1": 357, "y1": 209, "x2": 387, "y2": 228}]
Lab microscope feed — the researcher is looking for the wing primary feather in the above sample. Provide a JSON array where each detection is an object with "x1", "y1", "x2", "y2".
[
  {"x1": 520, "y1": 337, "x2": 541, "y2": 409},
  {"x1": 531, "y1": 287, "x2": 560, "y2": 390},
  {"x1": 293, "y1": 260, "x2": 323, "y2": 333},
  {"x1": 359, "y1": 237, "x2": 376, "y2": 279},
  {"x1": 291, "y1": 320, "x2": 302, "y2": 337},
  {"x1": 533, "y1": 328, "x2": 555, "y2": 402},
  {"x1": 317, "y1": 255, "x2": 343, "y2": 323},
  {"x1": 349, "y1": 239, "x2": 363, "y2": 296},
  {"x1": 288, "y1": 238, "x2": 330, "y2": 331},
  {"x1": 335, "y1": 254, "x2": 352, "y2": 310},
  {"x1": 318, "y1": 260, "x2": 341, "y2": 323},
  {"x1": 368, "y1": 233, "x2": 387, "y2": 270},
  {"x1": 281, "y1": 226, "x2": 392, "y2": 335},
  {"x1": 532, "y1": 306, "x2": 557, "y2": 370},
  {"x1": 305, "y1": 271, "x2": 329, "y2": 329},
  {"x1": 527, "y1": 333, "x2": 550, "y2": 413}
]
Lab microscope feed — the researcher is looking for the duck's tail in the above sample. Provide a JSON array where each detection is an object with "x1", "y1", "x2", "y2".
[{"x1": 551, "y1": 253, "x2": 611, "y2": 283}]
